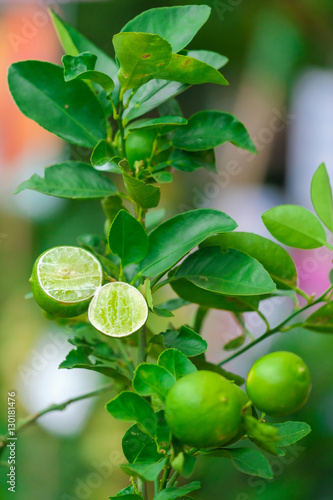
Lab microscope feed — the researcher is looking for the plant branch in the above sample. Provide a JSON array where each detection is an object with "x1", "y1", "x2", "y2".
[
  {"x1": 193, "y1": 306, "x2": 209, "y2": 334},
  {"x1": 167, "y1": 470, "x2": 179, "y2": 488},
  {"x1": 138, "y1": 325, "x2": 147, "y2": 365}
]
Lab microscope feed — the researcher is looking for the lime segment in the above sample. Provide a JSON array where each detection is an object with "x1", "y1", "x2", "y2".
[{"x1": 88, "y1": 282, "x2": 148, "y2": 337}]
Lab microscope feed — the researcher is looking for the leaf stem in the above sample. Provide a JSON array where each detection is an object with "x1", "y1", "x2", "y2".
[
  {"x1": 138, "y1": 325, "x2": 147, "y2": 365},
  {"x1": 167, "y1": 470, "x2": 179, "y2": 488},
  {"x1": 160, "y1": 465, "x2": 171, "y2": 491}
]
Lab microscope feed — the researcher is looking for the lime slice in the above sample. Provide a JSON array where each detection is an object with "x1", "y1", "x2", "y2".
[
  {"x1": 30, "y1": 246, "x2": 103, "y2": 317},
  {"x1": 88, "y1": 282, "x2": 148, "y2": 337}
]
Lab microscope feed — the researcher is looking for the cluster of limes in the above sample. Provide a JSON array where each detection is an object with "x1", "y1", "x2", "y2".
[{"x1": 30, "y1": 246, "x2": 148, "y2": 337}]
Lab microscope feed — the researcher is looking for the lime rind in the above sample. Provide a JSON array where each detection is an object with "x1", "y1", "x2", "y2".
[
  {"x1": 88, "y1": 282, "x2": 148, "y2": 337},
  {"x1": 37, "y1": 246, "x2": 102, "y2": 303}
]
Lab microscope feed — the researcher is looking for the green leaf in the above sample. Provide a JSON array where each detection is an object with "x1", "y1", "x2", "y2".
[
  {"x1": 171, "y1": 278, "x2": 260, "y2": 312},
  {"x1": 157, "y1": 53, "x2": 228, "y2": 86},
  {"x1": 224, "y1": 331, "x2": 247, "y2": 351},
  {"x1": 124, "y1": 49, "x2": 227, "y2": 123},
  {"x1": 207, "y1": 448, "x2": 273, "y2": 479},
  {"x1": 121, "y1": 5, "x2": 211, "y2": 53},
  {"x1": 158, "y1": 348, "x2": 197, "y2": 379},
  {"x1": 102, "y1": 196, "x2": 126, "y2": 224},
  {"x1": 113, "y1": 32, "x2": 172, "y2": 91},
  {"x1": 106, "y1": 391, "x2": 157, "y2": 436},
  {"x1": 133, "y1": 363, "x2": 176, "y2": 401},
  {"x1": 171, "y1": 452, "x2": 196, "y2": 478},
  {"x1": 8, "y1": 61, "x2": 107, "y2": 148},
  {"x1": 158, "y1": 98, "x2": 183, "y2": 117},
  {"x1": 201, "y1": 232, "x2": 297, "y2": 290},
  {"x1": 155, "y1": 298, "x2": 191, "y2": 311},
  {"x1": 145, "y1": 209, "x2": 166, "y2": 232},
  {"x1": 139, "y1": 208, "x2": 237, "y2": 277},
  {"x1": 173, "y1": 111, "x2": 256, "y2": 154},
  {"x1": 191, "y1": 357, "x2": 245, "y2": 386},
  {"x1": 91, "y1": 140, "x2": 121, "y2": 174},
  {"x1": 311, "y1": 163, "x2": 333, "y2": 232},
  {"x1": 272, "y1": 421, "x2": 311, "y2": 447},
  {"x1": 152, "y1": 326, "x2": 207, "y2": 357},
  {"x1": 15, "y1": 162, "x2": 117, "y2": 199},
  {"x1": 50, "y1": 10, "x2": 120, "y2": 103},
  {"x1": 151, "y1": 172, "x2": 173, "y2": 184},
  {"x1": 168, "y1": 149, "x2": 216, "y2": 173},
  {"x1": 109, "y1": 210, "x2": 149, "y2": 267},
  {"x1": 262, "y1": 205, "x2": 327, "y2": 249},
  {"x1": 120, "y1": 164, "x2": 160, "y2": 209},
  {"x1": 121, "y1": 458, "x2": 167, "y2": 482},
  {"x1": 244, "y1": 415, "x2": 281, "y2": 456},
  {"x1": 303, "y1": 302, "x2": 333, "y2": 333},
  {"x1": 153, "y1": 481, "x2": 201, "y2": 500},
  {"x1": 109, "y1": 495, "x2": 142, "y2": 500},
  {"x1": 62, "y1": 52, "x2": 114, "y2": 96},
  {"x1": 173, "y1": 247, "x2": 276, "y2": 296},
  {"x1": 127, "y1": 116, "x2": 187, "y2": 133}
]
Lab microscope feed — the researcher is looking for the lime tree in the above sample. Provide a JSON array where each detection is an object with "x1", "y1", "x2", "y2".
[{"x1": 30, "y1": 246, "x2": 103, "y2": 317}]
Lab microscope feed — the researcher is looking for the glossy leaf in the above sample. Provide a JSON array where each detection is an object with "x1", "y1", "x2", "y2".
[
  {"x1": 121, "y1": 458, "x2": 167, "y2": 482},
  {"x1": 168, "y1": 149, "x2": 216, "y2": 172},
  {"x1": 120, "y1": 166, "x2": 160, "y2": 209},
  {"x1": 151, "y1": 172, "x2": 173, "y2": 184},
  {"x1": 173, "y1": 111, "x2": 256, "y2": 153},
  {"x1": 153, "y1": 481, "x2": 201, "y2": 500},
  {"x1": 158, "y1": 98, "x2": 183, "y2": 117},
  {"x1": 158, "y1": 348, "x2": 197, "y2": 379},
  {"x1": 124, "y1": 49, "x2": 227, "y2": 122},
  {"x1": 8, "y1": 61, "x2": 106, "y2": 148},
  {"x1": 109, "y1": 210, "x2": 149, "y2": 267},
  {"x1": 173, "y1": 247, "x2": 276, "y2": 296},
  {"x1": 244, "y1": 415, "x2": 281, "y2": 456},
  {"x1": 303, "y1": 302, "x2": 333, "y2": 333},
  {"x1": 201, "y1": 232, "x2": 297, "y2": 290},
  {"x1": 15, "y1": 162, "x2": 117, "y2": 199},
  {"x1": 50, "y1": 10, "x2": 120, "y2": 102},
  {"x1": 106, "y1": 391, "x2": 157, "y2": 436},
  {"x1": 152, "y1": 326, "x2": 207, "y2": 357},
  {"x1": 113, "y1": 32, "x2": 172, "y2": 90},
  {"x1": 191, "y1": 358, "x2": 245, "y2": 386},
  {"x1": 127, "y1": 116, "x2": 187, "y2": 132},
  {"x1": 121, "y1": 5, "x2": 211, "y2": 53},
  {"x1": 272, "y1": 421, "x2": 311, "y2": 447},
  {"x1": 311, "y1": 163, "x2": 333, "y2": 232},
  {"x1": 139, "y1": 208, "x2": 237, "y2": 277},
  {"x1": 171, "y1": 278, "x2": 260, "y2": 312},
  {"x1": 205, "y1": 448, "x2": 273, "y2": 479},
  {"x1": 63, "y1": 52, "x2": 114, "y2": 96},
  {"x1": 133, "y1": 363, "x2": 176, "y2": 401},
  {"x1": 91, "y1": 140, "x2": 121, "y2": 173},
  {"x1": 155, "y1": 298, "x2": 191, "y2": 311},
  {"x1": 262, "y1": 205, "x2": 327, "y2": 249}
]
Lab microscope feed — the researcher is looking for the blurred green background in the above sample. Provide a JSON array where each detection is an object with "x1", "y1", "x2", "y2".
[{"x1": 1, "y1": 1, "x2": 333, "y2": 499}]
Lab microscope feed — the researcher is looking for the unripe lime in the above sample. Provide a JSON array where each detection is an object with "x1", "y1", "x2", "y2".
[
  {"x1": 126, "y1": 129, "x2": 156, "y2": 167},
  {"x1": 246, "y1": 351, "x2": 311, "y2": 416},
  {"x1": 164, "y1": 370, "x2": 243, "y2": 448}
]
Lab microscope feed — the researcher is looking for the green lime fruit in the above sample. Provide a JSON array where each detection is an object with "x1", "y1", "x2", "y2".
[
  {"x1": 246, "y1": 351, "x2": 311, "y2": 416},
  {"x1": 30, "y1": 246, "x2": 103, "y2": 318},
  {"x1": 164, "y1": 370, "x2": 243, "y2": 448},
  {"x1": 126, "y1": 129, "x2": 156, "y2": 167},
  {"x1": 88, "y1": 282, "x2": 148, "y2": 337}
]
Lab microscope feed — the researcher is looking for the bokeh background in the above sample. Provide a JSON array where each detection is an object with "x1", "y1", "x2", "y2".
[{"x1": 1, "y1": 1, "x2": 333, "y2": 499}]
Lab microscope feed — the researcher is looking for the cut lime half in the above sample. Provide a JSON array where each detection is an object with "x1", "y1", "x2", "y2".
[
  {"x1": 30, "y1": 246, "x2": 103, "y2": 317},
  {"x1": 88, "y1": 282, "x2": 148, "y2": 337}
]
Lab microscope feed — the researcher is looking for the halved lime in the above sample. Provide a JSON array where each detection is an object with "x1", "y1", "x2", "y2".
[
  {"x1": 30, "y1": 246, "x2": 103, "y2": 317},
  {"x1": 88, "y1": 282, "x2": 148, "y2": 337}
]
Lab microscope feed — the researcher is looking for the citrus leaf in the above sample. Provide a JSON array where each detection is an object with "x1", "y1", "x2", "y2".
[
  {"x1": 168, "y1": 149, "x2": 216, "y2": 173},
  {"x1": 244, "y1": 415, "x2": 281, "y2": 456},
  {"x1": 109, "y1": 495, "x2": 142, "y2": 500},
  {"x1": 113, "y1": 32, "x2": 172, "y2": 91},
  {"x1": 124, "y1": 49, "x2": 227, "y2": 122},
  {"x1": 173, "y1": 111, "x2": 256, "y2": 154},
  {"x1": 171, "y1": 452, "x2": 196, "y2": 478},
  {"x1": 62, "y1": 52, "x2": 114, "y2": 96},
  {"x1": 158, "y1": 348, "x2": 197, "y2": 379},
  {"x1": 311, "y1": 163, "x2": 333, "y2": 232},
  {"x1": 152, "y1": 326, "x2": 207, "y2": 357},
  {"x1": 15, "y1": 162, "x2": 117, "y2": 199},
  {"x1": 153, "y1": 481, "x2": 201, "y2": 500},
  {"x1": 191, "y1": 358, "x2": 245, "y2": 386},
  {"x1": 145, "y1": 209, "x2": 166, "y2": 232},
  {"x1": 139, "y1": 208, "x2": 237, "y2": 277},
  {"x1": 121, "y1": 5, "x2": 211, "y2": 53},
  {"x1": 8, "y1": 61, "x2": 106, "y2": 148},
  {"x1": 209, "y1": 448, "x2": 273, "y2": 479},
  {"x1": 262, "y1": 205, "x2": 327, "y2": 249},
  {"x1": 303, "y1": 302, "x2": 333, "y2": 333},
  {"x1": 171, "y1": 278, "x2": 260, "y2": 312},
  {"x1": 121, "y1": 458, "x2": 167, "y2": 482},
  {"x1": 173, "y1": 247, "x2": 276, "y2": 296},
  {"x1": 50, "y1": 10, "x2": 120, "y2": 103},
  {"x1": 106, "y1": 391, "x2": 157, "y2": 436},
  {"x1": 91, "y1": 140, "x2": 121, "y2": 173},
  {"x1": 127, "y1": 116, "x2": 187, "y2": 132},
  {"x1": 272, "y1": 421, "x2": 311, "y2": 446},
  {"x1": 201, "y1": 232, "x2": 297, "y2": 290},
  {"x1": 133, "y1": 364, "x2": 176, "y2": 401},
  {"x1": 120, "y1": 165, "x2": 160, "y2": 209},
  {"x1": 155, "y1": 298, "x2": 191, "y2": 311},
  {"x1": 109, "y1": 210, "x2": 149, "y2": 267}
]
